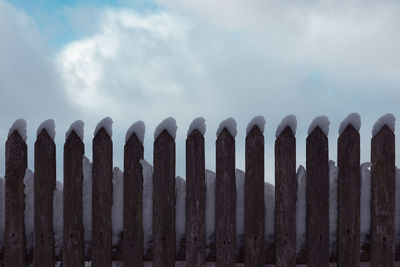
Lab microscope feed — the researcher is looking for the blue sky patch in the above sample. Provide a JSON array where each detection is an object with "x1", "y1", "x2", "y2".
[{"x1": 11, "y1": 0, "x2": 160, "y2": 49}]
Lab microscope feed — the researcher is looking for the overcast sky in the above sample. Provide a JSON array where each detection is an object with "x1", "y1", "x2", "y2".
[{"x1": 1, "y1": 0, "x2": 400, "y2": 184}]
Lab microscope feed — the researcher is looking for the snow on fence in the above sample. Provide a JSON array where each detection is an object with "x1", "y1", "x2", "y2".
[{"x1": 0, "y1": 114, "x2": 398, "y2": 266}]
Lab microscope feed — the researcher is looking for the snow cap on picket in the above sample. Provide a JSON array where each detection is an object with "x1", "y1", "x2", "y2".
[
  {"x1": 216, "y1": 117, "x2": 237, "y2": 137},
  {"x1": 8, "y1": 118, "x2": 27, "y2": 141},
  {"x1": 37, "y1": 119, "x2": 56, "y2": 140}
]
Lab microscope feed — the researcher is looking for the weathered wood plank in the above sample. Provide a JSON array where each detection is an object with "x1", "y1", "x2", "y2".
[
  {"x1": 337, "y1": 125, "x2": 360, "y2": 267},
  {"x1": 371, "y1": 125, "x2": 395, "y2": 266},
  {"x1": 306, "y1": 127, "x2": 329, "y2": 267},
  {"x1": 275, "y1": 126, "x2": 296, "y2": 267},
  {"x1": 186, "y1": 130, "x2": 206, "y2": 266},
  {"x1": 34, "y1": 129, "x2": 56, "y2": 267},
  {"x1": 216, "y1": 129, "x2": 236, "y2": 267},
  {"x1": 63, "y1": 130, "x2": 84, "y2": 267},
  {"x1": 123, "y1": 133, "x2": 144, "y2": 267},
  {"x1": 153, "y1": 130, "x2": 176, "y2": 267},
  {"x1": 245, "y1": 126, "x2": 265, "y2": 266},
  {"x1": 4, "y1": 130, "x2": 27, "y2": 267},
  {"x1": 92, "y1": 128, "x2": 113, "y2": 267}
]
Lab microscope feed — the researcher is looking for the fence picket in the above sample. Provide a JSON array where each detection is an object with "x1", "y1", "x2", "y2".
[
  {"x1": 337, "y1": 125, "x2": 360, "y2": 266},
  {"x1": 63, "y1": 130, "x2": 84, "y2": 267},
  {"x1": 92, "y1": 128, "x2": 113, "y2": 266},
  {"x1": 275, "y1": 126, "x2": 296, "y2": 266},
  {"x1": 153, "y1": 130, "x2": 176, "y2": 267},
  {"x1": 306, "y1": 127, "x2": 329, "y2": 267},
  {"x1": 186, "y1": 130, "x2": 206, "y2": 266},
  {"x1": 216, "y1": 129, "x2": 236, "y2": 266},
  {"x1": 245, "y1": 126, "x2": 265, "y2": 266},
  {"x1": 371, "y1": 125, "x2": 395, "y2": 266},
  {"x1": 34, "y1": 129, "x2": 56, "y2": 267},
  {"x1": 123, "y1": 133, "x2": 144, "y2": 267},
  {"x1": 4, "y1": 130, "x2": 27, "y2": 267}
]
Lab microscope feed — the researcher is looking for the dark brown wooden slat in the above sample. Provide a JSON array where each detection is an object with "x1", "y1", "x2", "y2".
[
  {"x1": 275, "y1": 126, "x2": 296, "y2": 267},
  {"x1": 153, "y1": 130, "x2": 176, "y2": 267},
  {"x1": 4, "y1": 130, "x2": 27, "y2": 267},
  {"x1": 63, "y1": 130, "x2": 84, "y2": 267},
  {"x1": 337, "y1": 125, "x2": 360, "y2": 267},
  {"x1": 186, "y1": 130, "x2": 206, "y2": 266},
  {"x1": 92, "y1": 128, "x2": 113, "y2": 267},
  {"x1": 306, "y1": 127, "x2": 329, "y2": 267},
  {"x1": 216, "y1": 128, "x2": 236, "y2": 267},
  {"x1": 31, "y1": 246, "x2": 385, "y2": 263},
  {"x1": 123, "y1": 133, "x2": 144, "y2": 267},
  {"x1": 245, "y1": 126, "x2": 265, "y2": 266},
  {"x1": 34, "y1": 129, "x2": 56, "y2": 267},
  {"x1": 371, "y1": 125, "x2": 395, "y2": 266}
]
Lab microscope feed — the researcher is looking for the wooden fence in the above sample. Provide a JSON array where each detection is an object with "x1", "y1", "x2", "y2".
[{"x1": 1, "y1": 122, "x2": 398, "y2": 266}]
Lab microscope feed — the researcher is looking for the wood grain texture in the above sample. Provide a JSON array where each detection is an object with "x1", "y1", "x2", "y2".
[
  {"x1": 245, "y1": 126, "x2": 265, "y2": 267},
  {"x1": 4, "y1": 130, "x2": 27, "y2": 267},
  {"x1": 371, "y1": 125, "x2": 395, "y2": 266},
  {"x1": 186, "y1": 130, "x2": 206, "y2": 266},
  {"x1": 306, "y1": 127, "x2": 329, "y2": 267},
  {"x1": 63, "y1": 130, "x2": 84, "y2": 267},
  {"x1": 34, "y1": 129, "x2": 56, "y2": 267},
  {"x1": 216, "y1": 129, "x2": 236, "y2": 267},
  {"x1": 123, "y1": 133, "x2": 144, "y2": 267},
  {"x1": 337, "y1": 125, "x2": 360, "y2": 267},
  {"x1": 153, "y1": 130, "x2": 176, "y2": 267},
  {"x1": 275, "y1": 126, "x2": 296, "y2": 267},
  {"x1": 92, "y1": 128, "x2": 113, "y2": 267}
]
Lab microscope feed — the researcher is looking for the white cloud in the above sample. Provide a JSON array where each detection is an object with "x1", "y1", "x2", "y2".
[
  {"x1": 57, "y1": 9, "x2": 209, "y2": 120},
  {"x1": 55, "y1": 3, "x2": 400, "y2": 182},
  {"x1": 157, "y1": 0, "x2": 400, "y2": 88}
]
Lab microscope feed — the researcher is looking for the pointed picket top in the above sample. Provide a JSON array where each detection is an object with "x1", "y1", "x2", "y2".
[
  {"x1": 8, "y1": 118, "x2": 27, "y2": 142},
  {"x1": 217, "y1": 117, "x2": 237, "y2": 138},
  {"x1": 94, "y1": 127, "x2": 111, "y2": 142},
  {"x1": 156, "y1": 129, "x2": 176, "y2": 144},
  {"x1": 308, "y1": 126, "x2": 327, "y2": 139},
  {"x1": 246, "y1": 115, "x2": 265, "y2": 135},
  {"x1": 217, "y1": 128, "x2": 236, "y2": 142},
  {"x1": 339, "y1": 123, "x2": 359, "y2": 139},
  {"x1": 187, "y1": 128, "x2": 204, "y2": 141},
  {"x1": 187, "y1": 117, "x2": 206, "y2": 137},
  {"x1": 65, "y1": 120, "x2": 84, "y2": 141},
  {"x1": 276, "y1": 114, "x2": 297, "y2": 138},
  {"x1": 37, "y1": 119, "x2": 56, "y2": 140},
  {"x1": 65, "y1": 129, "x2": 81, "y2": 143},
  {"x1": 37, "y1": 127, "x2": 55, "y2": 144},
  {"x1": 276, "y1": 125, "x2": 295, "y2": 140},
  {"x1": 125, "y1": 130, "x2": 142, "y2": 147},
  {"x1": 126, "y1": 121, "x2": 145, "y2": 144},
  {"x1": 7, "y1": 128, "x2": 26, "y2": 144},
  {"x1": 246, "y1": 123, "x2": 263, "y2": 139},
  {"x1": 339, "y1": 113, "x2": 361, "y2": 135},
  {"x1": 94, "y1": 117, "x2": 113, "y2": 137},
  {"x1": 154, "y1": 117, "x2": 177, "y2": 140},
  {"x1": 308, "y1": 115, "x2": 330, "y2": 136},
  {"x1": 372, "y1": 113, "x2": 395, "y2": 137},
  {"x1": 372, "y1": 124, "x2": 394, "y2": 142}
]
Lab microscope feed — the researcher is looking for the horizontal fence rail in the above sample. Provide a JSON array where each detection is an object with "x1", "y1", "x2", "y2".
[{"x1": 0, "y1": 118, "x2": 398, "y2": 266}]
